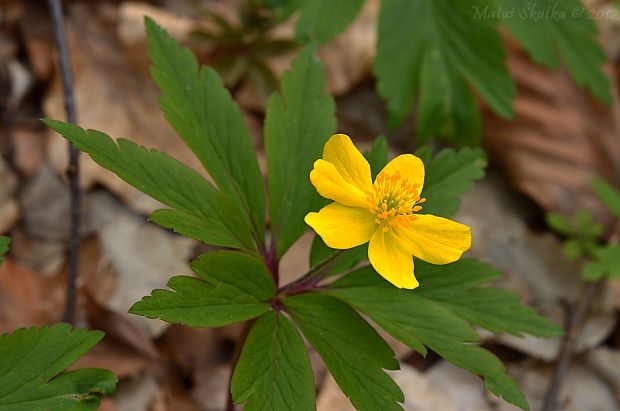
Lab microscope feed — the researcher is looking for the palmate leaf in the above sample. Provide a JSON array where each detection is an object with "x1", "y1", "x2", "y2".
[
  {"x1": 232, "y1": 311, "x2": 315, "y2": 411},
  {"x1": 0, "y1": 236, "x2": 9, "y2": 266},
  {"x1": 0, "y1": 324, "x2": 117, "y2": 411},
  {"x1": 284, "y1": 293, "x2": 404, "y2": 411},
  {"x1": 43, "y1": 120, "x2": 255, "y2": 251},
  {"x1": 413, "y1": 260, "x2": 563, "y2": 337},
  {"x1": 327, "y1": 279, "x2": 529, "y2": 410},
  {"x1": 416, "y1": 146, "x2": 487, "y2": 217},
  {"x1": 265, "y1": 47, "x2": 336, "y2": 257},
  {"x1": 145, "y1": 18, "x2": 266, "y2": 242},
  {"x1": 494, "y1": 0, "x2": 611, "y2": 104},
  {"x1": 375, "y1": 0, "x2": 514, "y2": 143},
  {"x1": 130, "y1": 251, "x2": 275, "y2": 328},
  {"x1": 295, "y1": 0, "x2": 365, "y2": 43}
]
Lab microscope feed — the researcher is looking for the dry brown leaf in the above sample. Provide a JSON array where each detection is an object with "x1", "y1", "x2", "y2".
[
  {"x1": 483, "y1": 40, "x2": 620, "y2": 229},
  {"x1": 0, "y1": 157, "x2": 18, "y2": 234},
  {"x1": 158, "y1": 325, "x2": 221, "y2": 376},
  {"x1": 0, "y1": 259, "x2": 64, "y2": 331},
  {"x1": 43, "y1": 2, "x2": 205, "y2": 215}
]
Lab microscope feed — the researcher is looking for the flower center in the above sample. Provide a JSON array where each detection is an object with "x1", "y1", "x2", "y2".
[{"x1": 365, "y1": 171, "x2": 426, "y2": 232}]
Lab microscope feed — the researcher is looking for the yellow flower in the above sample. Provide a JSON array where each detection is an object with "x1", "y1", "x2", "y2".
[{"x1": 304, "y1": 134, "x2": 472, "y2": 289}]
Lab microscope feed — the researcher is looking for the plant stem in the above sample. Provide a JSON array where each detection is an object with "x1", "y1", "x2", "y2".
[
  {"x1": 47, "y1": 0, "x2": 81, "y2": 324},
  {"x1": 226, "y1": 319, "x2": 255, "y2": 411},
  {"x1": 279, "y1": 249, "x2": 345, "y2": 294},
  {"x1": 541, "y1": 279, "x2": 603, "y2": 411},
  {"x1": 265, "y1": 239, "x2": 279, "y2": 286},
  {"x1": 543, "y1": 220, "x2": 620, "y2": 411}
]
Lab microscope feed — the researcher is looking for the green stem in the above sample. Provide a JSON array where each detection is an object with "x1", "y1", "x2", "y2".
[{"x1": 279, "y1": 249, "x2": 346, "y2": 294}]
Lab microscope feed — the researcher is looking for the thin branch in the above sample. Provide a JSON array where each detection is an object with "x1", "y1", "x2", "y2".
[
  {"x1": 47, "y1": 0, "x2": 81, "y2": 324},
  {"x1": 542, "y1": 221, "x2": 620, "y2": 411},
  {"x1": 541, "y1": 279, "x2": 603, "y2": 411}
]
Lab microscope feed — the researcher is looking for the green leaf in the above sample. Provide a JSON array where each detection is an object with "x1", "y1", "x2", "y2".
[
  {"x1": 592, "y1": 176, "x2": 620, "y2": 219},
  {"x1": 583, "y1": 245, "x2": 620, "y2": 281},
  {"x1": 43, "y1": 120, "x2": 255, "y2": 251},
  {"x1": 0, "y1": 324, "x2": 117, "y2": 411},
  {"x1": 417, "y1": 147, "x2": 487, "y2": 217},
  {"x1": 363, "y1": 136, "x2": 389, "y2": 179},
  {"x1": 265, "y1": 47, "x2": 336, "y2": 257},
  {"x1": 295, "y1": 0, "x2": 365, "y2": 43},
  {"x1": 0, "y1": 236, "x2": 9, "y2": 266},
  {"x1": 284, "y1": 293, "x2": 404, "y2": 411},
  {"x1": 145, "y1": 17, "x2": 266, "y2": 242},
  {"x1": 327, "y1": 285, "x2": 529, "y2": 410},
  {"x1": 375, "y1": 0, "x2": 514, "y2": 139},
  {"x1": 130, "y1": 251, "x2": 275, "y2": 327},
  {"x1": 414, "y1": 260, "x2": 563, "y2": 338},
  {"x1": 545, "y1": 212, "x2": 574, "y2": 236},
  {"x1": 563, "y1": 239, "x2": 584, "y2": 260},
  {"x1": 232, "y1": 311, "x2": 315, "y2": 410},
  {"x1": 495, "y1": 0, "x2": 611, "y2": 104},
  {"x1": 417, "y1": 47, "x2": 482, "y2": 146}
]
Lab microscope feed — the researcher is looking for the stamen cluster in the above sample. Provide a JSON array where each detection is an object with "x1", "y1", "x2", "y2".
[{"x1": 365, "y1": 171, "x2": 426, "y2": 232}]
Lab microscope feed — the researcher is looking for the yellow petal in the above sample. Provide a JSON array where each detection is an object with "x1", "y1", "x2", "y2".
[
  {"x1": 323, "y1": 134, "x2": 373, "y2": 193},
  {"x1": 377, "y1": 154, "x2": 425, "y2": 192},
  {"x1": 368, "y1": 229, "x2": 419, "y2": 289},
  {"x1": 305, "y1": 203, "x2": 376, "y2": 249},
  {"x1": 310, "y1": 160, "x2": 369, "y2": 207},
  {"x1": 398, "y1": 214, "x2": 471, "y2": 265}
]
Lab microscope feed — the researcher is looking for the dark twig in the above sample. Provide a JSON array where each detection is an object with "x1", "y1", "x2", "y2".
[
  {"x1": 226, "y1": 319, "x2": 255, "y2": 411},
  {"x1": 47, "y1": 0, "x2": 80, "y2": 324},
  {"x1": 542, "y1": 221, "x2": 620, "y2": 411},
  {"x1": 541, "y1": 280, "x2": 604, "y2": 411}
]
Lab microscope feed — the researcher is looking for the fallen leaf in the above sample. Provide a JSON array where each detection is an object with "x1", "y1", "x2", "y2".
[
  {"x1": 483, "y1": 40, "x2": 620, "y2": 229},
  {"x1": 0, "y1": 259, "x2": 64, "y2": 331},
  {"x1": 44, "y1": 2, "x2": 205, "y2": 215}
]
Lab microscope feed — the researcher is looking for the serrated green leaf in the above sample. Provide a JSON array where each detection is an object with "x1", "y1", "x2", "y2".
[
  {"x1": 0, "y1": 324, "x2": 117, "y2": 411},
  {"x1": 284, "y1": 293, "x2": 404, "y2": 411},
  {"x1": 417, "y1": 147, "x2": 487, "y2": 217},
  {"x1": 43, "y1": 120, "x2": 255, "y2": 251},
  {"x1": 363, "y1": 136, "x2": 388, "y2": 179},
  {"x1": 495, "y1": 0, "x2": 611, "y2": 104},
  {"x1": 327, "y1": 285, "x2": 529, "y2": 410},
  {"x1": 417, "y1": 47, "x2": 481, "y2": 146},
  {"x1": 413, "y1": 260, "x2": 563, "y2": 338},
  {"x1": 375, "y1": 0, "x2": 514, "y2": 139},
  {"x1": 295, "y1": 0, "x2": 365, "y2": 43},
  {"x1": 232, "y1": 311, "x2": 315, "y2": 410},
  {"x1": 583, "y1": 245, "x2": 620, "y2": 281},
  {"x1": 130, "y1": 251, "x2": 274, "y2": 327},
  {"x1": 145, "y1": 17, "x2": 266, "y2": 242},
  {"x1": 265, "y1": 47, "x2": 336, "y2": 257},
  {"x1": 592, "y1": 176, "x2": 620, "y2": 219},
  {"x1": 0, "y1": 236, "x2": 9, "y2": 266}
]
